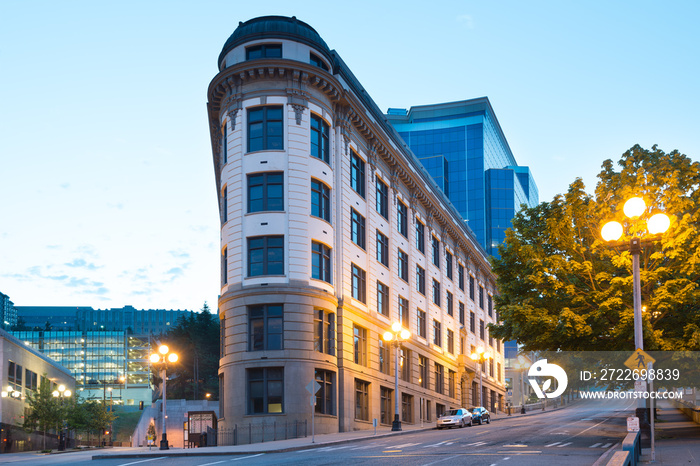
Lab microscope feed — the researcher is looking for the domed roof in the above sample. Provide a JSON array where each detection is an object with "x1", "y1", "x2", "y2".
[{"x1": 218, "y1": 16, "x2": 332, "y2": 68}]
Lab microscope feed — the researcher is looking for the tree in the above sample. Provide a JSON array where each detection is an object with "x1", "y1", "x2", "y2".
[
  {"x1": 23, "y1": 376, "x2": 61, "y2": 450},
  {"x1": 154, "y1": 302, "x2": 220, "y2": 400},
  {"x1": 490, "y1": 145, "x2": 700, "y2": 352}
]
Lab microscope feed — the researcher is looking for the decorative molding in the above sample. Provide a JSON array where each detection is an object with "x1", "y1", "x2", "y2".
[{"x1": 390, "y1": 170, "x2": 399, "y2": 206}]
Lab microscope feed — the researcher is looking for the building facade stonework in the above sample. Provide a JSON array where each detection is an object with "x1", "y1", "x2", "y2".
[{"x1": 209, "y1": 16, "x2": 505, "y2": 436}]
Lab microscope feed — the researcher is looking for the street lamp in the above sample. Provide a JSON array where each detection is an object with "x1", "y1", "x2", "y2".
[
  {"x1": 512, "y1": 356, "x2": 529, "y2": 414},
  {"x1": 52, "y1": 384, "x2": 72, "y2": 450},
  {"x1": 470, "y1": 347, "x2": 491, "y2": 407},
  {"x1": 150, "y1": 344, "x2": 178, "y2": 450},
  {"x1": 600, "y1": 197, "x2": 670, "y2": 351},
  {"x1": 382, "y1": 322, "x2": 411, "y2": 431}
]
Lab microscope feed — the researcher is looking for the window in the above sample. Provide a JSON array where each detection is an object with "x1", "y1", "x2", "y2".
[
  {"x1": 351, "y1": 264, "x2": 366, "y2": 303},
  {"x1": 480, "y1": 319, "x2": 485, "y2": 340},
  {"x1": 479, "y1": 285, "x2": 484, "y2": 309},
  {"x1": 448, "y1": 370, "x2": 456, "y2": 398},
  {"x1": 376, "y1": 178, "x2": 389, "y2": 219},
  {"x1": 416, "y1": 219, "x2": 425, "y2": 253},
  {"x1": 247, "y1": 367, "x2": 283, "y2": 414},
  {"x1": 417, "y1": 266, "x2": 425, "y2": 295},
  {"x1": 497, "y1": 362, "x2": 502, "y2": 382},
  {"x1": 434, "y1": 363, "x2": 444, "y2": 394},
  {"x1": 432, "y1": 279, "x2": 441, "y2": 307},
  {"x1": 497, "y1": 339, "x2": 501, "y2": 353},
  {"x1": 432, "y1": 236, "x2": 440, "y2": 268},
  {"x1": 376, "y1": 231, "x2": 389, "y2": 267},
  {"x1": 248, "y1": 172, "x2": 284, "y2": 212},
  {"x1": 350, "y1": 151, "x2": 365, "y2": 197},
  {"x1": 310, "y1": 52, "x2": 329, "y2": 71},
  {"x1": 398, "y1": 249, "x2": 409, "y2": 282},
  {"x1": 246, "y1": 43, "x2": 282, "y2": 60},
  {"x1": 379, "y1": 339, "x2": 390, "y2": 375},
  {"x1": 470, "y1": 311, "x2": 476, "y2": 333},
  {"x1": 426, "y1": 400, "x2": 432, "y2": 422},
  {"x1": 248, "y1": 236, "x2": 284, "y2": 276},
  {"x1": 248, "y1": 304, "x2": 283, "y2": 351},
  {"x1": 222, "y1": 185, "x2": 227, "y2": 223},
  {"x1": 310, "y1": 114, "x2": 330, "y2": 163},
  {"x1": 397, "y1": 201, "x2": 408, "y2": 237},
  {"x1": 446, "y1": 291, "x2": 453, "y2": 316},
  {"x1": 490, "y1": 359, "x2": 495, "y2": 378},
  {"x1": 399, "y1": 296, "x2": 409, "y2": 328},
  {"x1": 222, "y1": 247, "x2": 228, "y2": 286},
  {"x1": 459, "y1": 301, "x2": 465, "y2": 325},
  {"x1": 380, "y1": 387, "x2": 393, "y2": 424},
  {"x1": 315, "y1": 369, "x2": 335, "y2": 414},
  {"x1": 350, "y1": 209, "x2": 366, "y2": 249},
  {"x1": 222, "y1": 121, "x2": 228, "y2": 164},
  {"x1": 400, "y1": 347, "x2": 410, "y2": 382},
  {"x1": 312, "y1": 242, "x2": 332, "y2": 283},
  {"x1": 433, "y1": 320, "x2": 441, "y2": 347},
  {"x1": 355, "y1": 379, "x2": 369, "y2": 421},
  {"x1": 402, "y1": 393, "x2": 413, "y2": 423},
  {"x1": 24, "y1": 369, "x2": 37, "y2": 391},
  {"x1": 458, "y1": 264, "x2": 465, "y2": 291},
  {"x1": 489, "y1": 335, "x2": 494, "y2": 348},
  {"x1": 417, "y1": 309, "x2": 426, "y2": 338},
  {"x1": 445, "y1": 251, "x2": 453, "y2": 280},
  {"x1": 353, "y1": 324, "x2": 367, "y2": 366},
  {"x1": 488, "y1": 295, "x2": 493, "y2": 317},
  {"x1": 248, "y1": 106, "x2": 283, "y2": 152},
  {"x1": 447, "y1": 329, "x2": 454, "y2": 354},
  {"x1": 220, "y1": 318, "x2": 226, "y2": 358},
  {"x1": 311, "y1": 179, "x2": 331, "y2": 221},
  {"x1": 419, "y1": 355, "x2": 428, "y2": 388},
  {"x1": 377, "y1": 281, "x2": 389, "y2": 316},
  {"x1": 314, "y1": 310, "x2": 336, "y2": 355},
  {"x1": 469, "y1": 275, "x2": 475, "y2": 301}
]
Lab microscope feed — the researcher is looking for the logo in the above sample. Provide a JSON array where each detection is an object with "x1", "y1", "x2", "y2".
[{"x1": 528, "y1": 359, "x2": 568, "y2": 399}]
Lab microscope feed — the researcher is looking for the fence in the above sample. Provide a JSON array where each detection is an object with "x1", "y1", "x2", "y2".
[{"x1": 217, "y1": 420, "x2": 307, "y2": 446}]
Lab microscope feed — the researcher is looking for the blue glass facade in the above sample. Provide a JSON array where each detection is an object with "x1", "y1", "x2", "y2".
[{"x1": 387, "y1": 99, "x2": 538, "y2": 257}]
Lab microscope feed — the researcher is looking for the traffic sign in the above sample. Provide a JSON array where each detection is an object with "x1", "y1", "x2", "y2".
[
  {"x1": 306, "y1": 380, "x2": 321, "y2": 395},
  {"x1": 627, "y1": 416, "x2": 640, "y2": 432},
  {"x1": 624, "y1": 349, "x2": 656, "y2": 371}
]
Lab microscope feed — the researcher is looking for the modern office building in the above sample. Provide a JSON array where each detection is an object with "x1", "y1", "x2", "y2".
[
  {"x1": 386, "y1": 100, "x2": 539, "y2": 257},
  {"x1": 10, "y1": 330, "x2": 151, "y2": 406},
  {"x1": 0, "y1": 292, "x2": 18, "y2": 330},
  {"x1": 209, "y1": 16, "x2": 505, "y2": 436},
  {"x1": 0, "y1": 328, "x2": 75, "y2": 452}
]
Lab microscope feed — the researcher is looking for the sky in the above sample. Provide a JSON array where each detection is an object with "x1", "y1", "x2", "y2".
[{"x1": 1, "y1": 0, "x2": 698, "y2": 312}]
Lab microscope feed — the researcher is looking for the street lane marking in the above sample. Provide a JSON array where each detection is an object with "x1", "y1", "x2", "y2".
[
  {"x1": 118, "y1": 458, "x2": 167, "y2": 466},
  {"x1": 230, "y1": 454, "x2": 264, "y2": 461},
  {"x1": 466, "y1": 441, "x2": 487, "y2": 446},
  {"x1": 350, "y1": 444, "x2": 378, "y2": 450},
  {"x1": 316, "y1": 445, "x2": 350, "y2": 451},
  {"x1": 590, "y1": 443, "x2": 602, "y2": 448},
  {"x1": 502, "y1": 444, "x2": 527, "y2": 448},
  {"x1": 388, "y1": 442, "x2": 421, "y2": 449},
  {"x1": 503, "y1": 458, "x2": 511, "y2": 461},
  {"x1": 197, "y1": 461, "x2": 226, "y2": 466},
  {"x1": 545, "y1": 441, "x2": 561, "y2": 447},
  {"x1": 557, "y1": 442, "x2": 572, "y2": 447},
  {"x1": 420, "y1": 455, "x2": 459, "y2": 466},
  {"x1": 425, "y1": 441, "x2": 448, "y2": 448},
  {"x1": 601, "y1": 442, "x2": 613, "y2": 448}
]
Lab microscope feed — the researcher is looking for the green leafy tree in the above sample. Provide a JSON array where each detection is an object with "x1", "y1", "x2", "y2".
[
  {"x1": 490, "y1": 145, "x2": 700, "y2": 352},
  {"x1": 154, "y1": 302, "x2": 220, "y2": 400},
  {"x1": 23, "y1": 376, "x2": 61, "y2": 450}
]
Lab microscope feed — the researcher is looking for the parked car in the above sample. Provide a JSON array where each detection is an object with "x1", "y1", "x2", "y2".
[
  {"x1": 436, "y1": 408, "x2": 472, "y2": 429},
  {"x1": 469, "y1": 407, "x2": 491, "y2": 425}
]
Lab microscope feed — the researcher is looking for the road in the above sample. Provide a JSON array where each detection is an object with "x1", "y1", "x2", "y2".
[{"x1": 4, "y1": 400, "x2": 632, "y2": 465}]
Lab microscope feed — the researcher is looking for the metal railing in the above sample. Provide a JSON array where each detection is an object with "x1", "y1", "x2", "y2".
[{"x1": 216, "y1": 420, "x2": 307, "y2": 446}]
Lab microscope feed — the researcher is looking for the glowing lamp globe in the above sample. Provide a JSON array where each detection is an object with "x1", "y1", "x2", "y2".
[
  {"x1": 391, "y1": 322, "x2": 402, "y2": 333},
  {"x1": 623, "y1": 197, "x2": 646, "y2": 218},
  {"x1": 158, "y1": 345, "x2": 169, "y2": 355},
  {"x1": 382, "y1": 331, "x2": 394, "y2": 342},
  {"x1": 167, "y1": 353, "x2": 178, "y2": 363},
  {"x1": 400, "y1": 329, "x2": 410, "y2": 340},
  {"x1": 601, "y1": 221, "x2": 623, "y2": 242},
  {"x1": 648, "y1": 213, "x2": 670, "y2": 234},
  {"x1": 149, "y1": 353, "x2": 160, "y2": 363}
]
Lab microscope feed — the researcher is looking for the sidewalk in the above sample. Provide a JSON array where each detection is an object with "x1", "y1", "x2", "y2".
[{"x1": 639, "y1": 399, "x2": 700, "y2": 464}]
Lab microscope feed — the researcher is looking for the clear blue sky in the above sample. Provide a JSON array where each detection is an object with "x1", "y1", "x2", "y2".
[{"x1": 1, "y1": 0, "x2": 698, "y2": 311}]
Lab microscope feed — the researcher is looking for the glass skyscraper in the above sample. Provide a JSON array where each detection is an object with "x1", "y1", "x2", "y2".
[{"x1": 387, "y1": 98, "x2": 538, "y2": 256}]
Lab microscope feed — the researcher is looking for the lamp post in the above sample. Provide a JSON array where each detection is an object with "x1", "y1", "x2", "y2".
[
  {"x1": 470, "y1": 347, "x2": 491, "y2": 407},
  {"x1": 150, "y1": 344, "x2": 178, "y2": 450},
  {"x1": 601, "y1": 196, "x2": 670, "y2": 424},
  {"x1": 382, "y1": 322, "x2": 411, "y2": 431},
  {"x1": 513, "y1": 356, "x2": 529, "y2": 414},
  {"x1": 52, "y1": 384, "x2": 72, "y2": 450}
]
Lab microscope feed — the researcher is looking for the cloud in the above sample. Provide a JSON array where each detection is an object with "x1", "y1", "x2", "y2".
[
  {"x1": 169, "y1": 250, "x2": 190, "y2": 259},
  {"x1": 457, "y1": 14, "x2": 474, "y2": 29},
  {"x1": 65, "y1": 258, "x2": 100, "y2": 270},
  {"x1": 166, "y1": 267, "x2": 184, "y2": 277},
  {"x1": 60, "y1": 183, "x2": 70, "y2": 189}
]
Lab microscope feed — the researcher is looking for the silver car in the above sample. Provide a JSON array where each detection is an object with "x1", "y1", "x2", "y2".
[{"x1": 436, "y1": 408, "x2": 472, "y2": 429}]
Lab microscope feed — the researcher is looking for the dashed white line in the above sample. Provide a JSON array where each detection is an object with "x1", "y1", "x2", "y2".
[
  {"x1": 503, "y1": 458, "x2": 511, "y2": 461},
  {"x1": 466, "y1": 441, "x2": 487, "y2": 446},
  {"x1": 230, "y1": 454, "x2": 265, "y2": 461},
  {"x1": 557, "y1": 442, "x2": 572, "y2": 447},
  {"x1": 545, "y1": 441, "x2": 561, "y2": 447},
  {"x1": 118, "y1": 458, "x2": 167, "y2": 466},
  {"x1": 387, "y1": 442, "x2": 421, "y2": 449},
  {"x1": 197, "y1": 461, "x2": 226, "y2": 466},
  {"x1": 590, "y1": 443, "x2": 602, "y2": 448},
  {"x1": 350, "y1": 444, "x2": 378, "y2": 450},
  {"x1": 601, "y1": 442, "x2": 613, "y2": 448}
]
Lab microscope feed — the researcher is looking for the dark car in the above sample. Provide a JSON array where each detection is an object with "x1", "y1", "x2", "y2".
[{"x1": 468, "y1": 407, "x2": 491, "y2": 425}]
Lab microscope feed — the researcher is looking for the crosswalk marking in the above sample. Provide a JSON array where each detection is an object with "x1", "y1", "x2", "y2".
[
  {"x1": 589, "y1": 443, "x2": 602, "y2": 448},
  {"x1": 601, "y1": 442, "x2": 613, "y2": 448},
  {"x1": 557, "y1": 442, "x2": 572, "y2": 447}
]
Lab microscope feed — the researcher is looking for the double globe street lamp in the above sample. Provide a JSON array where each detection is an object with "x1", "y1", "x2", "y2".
[
  {"x1": 382, "y1": 322, "x2": 410, "y2": 431},
  {"x1": 470, "y1": 347, "x2": 491, "y2": 407},
  {"x1": 52, "y1": 385, "x2": 72, "y2": 450},
  {"x1": 150, "y1": 345, "x2": 178, "y2": 450}
]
